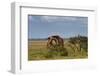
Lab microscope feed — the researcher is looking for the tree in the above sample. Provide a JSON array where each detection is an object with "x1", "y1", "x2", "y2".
[{"x1": 68, "y1": 35, "x2": 88, "y2": 55}]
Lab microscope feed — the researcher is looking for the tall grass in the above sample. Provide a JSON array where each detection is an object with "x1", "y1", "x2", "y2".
[{"x1": 28, "y1": 38, "x2": 88, "y2": 60}]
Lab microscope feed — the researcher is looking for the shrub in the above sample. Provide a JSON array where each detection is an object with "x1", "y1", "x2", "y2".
[{"x1": 47, "y1": 45, "x2": 68, "y2": 57}]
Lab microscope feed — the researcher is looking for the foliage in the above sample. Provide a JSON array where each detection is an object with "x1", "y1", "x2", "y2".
[{"x1": 68, "y1": 35, "x2": 88, "y2": 52}]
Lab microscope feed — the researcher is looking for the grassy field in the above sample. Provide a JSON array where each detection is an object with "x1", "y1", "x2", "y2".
[{"x1": 28, "y1": 39, "x2": 88, "y2": 61}]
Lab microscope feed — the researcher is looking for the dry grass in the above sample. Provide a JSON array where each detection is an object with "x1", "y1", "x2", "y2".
[{"x1": 28, "y1": 40, "x2": 88, "y2": 60}]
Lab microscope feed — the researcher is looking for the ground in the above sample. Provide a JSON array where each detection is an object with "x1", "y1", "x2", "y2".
[{"x1": 28, "y1": 39, "x2": 88, "y2": 61}]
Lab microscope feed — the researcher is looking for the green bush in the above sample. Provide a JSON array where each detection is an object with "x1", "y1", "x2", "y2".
[{"x1": 47, "y1": 45, "x2": 68, "y2": 57}]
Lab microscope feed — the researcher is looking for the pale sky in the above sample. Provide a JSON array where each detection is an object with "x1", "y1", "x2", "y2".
[{"x1": 28, "y1": 15, "x2": 88, "y2": 39}]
